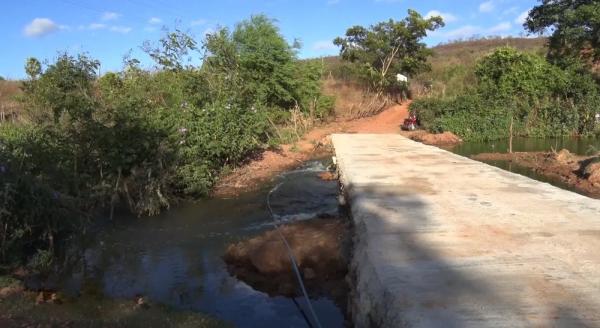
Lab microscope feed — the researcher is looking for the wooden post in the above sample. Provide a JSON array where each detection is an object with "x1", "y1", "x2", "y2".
[{"x1": 509, "y1": 115, "x2": 514, "y2": 154}]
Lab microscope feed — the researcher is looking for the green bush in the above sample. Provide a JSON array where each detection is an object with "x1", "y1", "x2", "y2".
[
  {"x1": 1, "y1": 15, "x2": 332, "y2": 268},
  {"x1": 411, "y1": 47, "x2": 600, "y2": 141}
]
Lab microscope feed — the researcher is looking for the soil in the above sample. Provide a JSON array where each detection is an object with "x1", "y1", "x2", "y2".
[
  {"x1": 407, "y1": 131, "x2": 463, "y2": 146},
  {"x1": 214, "y1": 102, "x2": 455, "y2": 197},
  {"x1": 213, "y1": 103, "x2": 411, "y2": 197},
  {"x1": 472, "y1": 150, "x2": 600, "y2": 198},
  {"x1": 223, "y1": 217, "x2": 350, "y2": 305}
]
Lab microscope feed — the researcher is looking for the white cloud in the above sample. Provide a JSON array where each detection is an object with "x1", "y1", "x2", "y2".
[
  {"x1": 148, "y1": 17, "x2": 162, "y2": 25},
  {"x1": 502, "y1": 6, "x2": 519, "y2": 16},
  {"x1": 515, "y1": 10, "x2": 529, "y2": 25},
  {"x1": 109, "y1": 26, "x2": 132, "y2": 34},
  {"x1": 312, "y1": 40, "x2": 336, "y2": 51},
  {"x1": 24, "y1": 18, "x2": 60, "y2": 37},
  {"x1": 479, "y1": 1, "x2": 494, "y2": 13},
  {"x1": 443, "y1": 25, "x2": 482, "y2": 39},
  {"x1": 435, "y1": 22, "x2": 513, "y2": 40},
  {"x1": 88, "y1": 23, "x2": 106, "y2": 30},
  {"x1": 191, "y1": 19, "x2": 207, "y2": 26},
  {"x1": 488, "y1": 21, "x2": 511, "y2": 33},
  {"x1": 425, "y1": 10, "x2": 458, "y2": 23},
  {"x1": 101, "y1": 12, "x2": 121, "y2": 21}
]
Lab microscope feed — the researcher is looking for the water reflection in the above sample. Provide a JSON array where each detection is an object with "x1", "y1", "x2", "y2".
[
  {"x1": 58, "y1": 160, "x2": 345, "y2": 328},
  {"x1": 451, "y1": 137, "x2": 599, "y2": 194}
]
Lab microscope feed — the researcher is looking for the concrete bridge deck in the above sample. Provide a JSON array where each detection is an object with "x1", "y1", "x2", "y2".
[{"x1": 332, "y1": 134, "x2": 600, "y2": 328}]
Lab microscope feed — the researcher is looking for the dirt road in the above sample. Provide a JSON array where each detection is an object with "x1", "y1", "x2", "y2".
[{"x1": 213, "y1": 103, "x2": 410, "y2": 197}]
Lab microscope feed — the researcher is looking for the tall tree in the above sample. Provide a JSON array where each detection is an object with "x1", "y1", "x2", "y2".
[
  {"x1": 333, "y1": 10, "x2": 444, "y2": 93},
  {"x1": 525, "y1": 0, "x2": 600, "y2": 63}
]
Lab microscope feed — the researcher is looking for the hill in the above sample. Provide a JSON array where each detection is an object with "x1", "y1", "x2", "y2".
[
  {"x1": 414, "y1": 37, "x2": 547, "y2": 98},
  {"x1": 317, "y1": 37, "x2": 547, "y2": 117}
]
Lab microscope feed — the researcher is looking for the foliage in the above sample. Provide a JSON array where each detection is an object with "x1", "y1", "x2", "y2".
[
  {"x1": 411, "y1": 47, "x2": 600, "y2": 141},
  {"x1": 333, "y1": 10, "x2": 444, "y2": 93},
  {"x1": 0, "y1": 126, "x2": 81, "y2": 266},
  {"x1": 203, "y1": 15, "x2": 333, "y2": 118},
  {"x1": 142, "y1": 29, "x2": 198, "y2": 71},
  {"x1": 525, "y1": 0, "x2": 600, "y2": 64},
  {"x1": 1, "y1": 15, "x2": 331, "y2": 268},
  {"x1": 412, "y1": 36, "x2": 547, "y2": 98},
  {"x1": 25, "y1": 57, "x2": 42, "y2": 79}
]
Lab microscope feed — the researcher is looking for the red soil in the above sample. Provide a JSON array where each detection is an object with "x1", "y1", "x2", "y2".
[{"x1": 213, "y1": 102, "x2": 411, "y2": 197}]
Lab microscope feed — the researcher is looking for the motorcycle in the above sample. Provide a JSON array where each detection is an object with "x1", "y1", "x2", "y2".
[{"x1": 401, "y1": 114, "x2": 418, "y2": 131}]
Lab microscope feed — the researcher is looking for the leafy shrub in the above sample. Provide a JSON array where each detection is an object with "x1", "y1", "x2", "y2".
[
  {"x1": 411, "y1": 47, "x2": 600, "y2": 141},
  {"x1": 1, "y1": 15, "x2": 332, "y2": 268}
]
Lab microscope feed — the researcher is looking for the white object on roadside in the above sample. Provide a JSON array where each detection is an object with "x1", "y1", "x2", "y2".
[{"x1": 396, "y1": 74, "x2": 408, "y2": 82}]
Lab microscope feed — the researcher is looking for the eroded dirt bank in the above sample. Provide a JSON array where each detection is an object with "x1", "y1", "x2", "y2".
[
  {"x1": 213, "y1": 103, "x2": 411, "y2": 197},
  {"x1": 407, "y1": 130, "x2": 462, "y2": 146},
  {"x1": 223, "y1": 217, "x2": 351, "y2": 306},
  {"x1": 472, "y1": 149, "x2": 600, "y2": 198}
]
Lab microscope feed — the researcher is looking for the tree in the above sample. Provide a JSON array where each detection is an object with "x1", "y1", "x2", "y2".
[
  {"x1": 203, "y1": 15, "x2": 328, "y2": 114},
  {"x1": 333, "y1": 10, "x2": 444, "y2": 94},
  {"x1": 525, "y1": 0, "x2": 600, "y2": 63},
  {"x1": 25, "y1": 57, "x2": 42, "y2": 79},
  {"x1": 142, "y1": 29, "x2": 198, "y2": 71}
]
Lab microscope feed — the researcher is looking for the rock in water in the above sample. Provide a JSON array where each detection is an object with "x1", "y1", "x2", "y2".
[{"x1": 223, "y1": 218, "x2": 349, "y2": 297}]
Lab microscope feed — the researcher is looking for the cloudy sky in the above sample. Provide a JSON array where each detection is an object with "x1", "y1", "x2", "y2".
[{"x1": 2, "y1": 0, "x2": 538, "y2": 78}]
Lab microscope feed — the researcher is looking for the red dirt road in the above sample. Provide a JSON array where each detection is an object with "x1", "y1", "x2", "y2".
[{"x1": 213, "y1": 103, "x2": 410, "y2": 197}]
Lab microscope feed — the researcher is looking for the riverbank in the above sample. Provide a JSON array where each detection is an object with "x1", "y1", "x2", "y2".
[
  {"x1": 472, "y1": 150, "x2": 600, "y2": 199},
  {"x1": 213, "y1": 103, "x2": 409, "y2": 197},
  {"x1": 214, "y1": 102, "x2": 463, "y2": 197},
  {"x1": 0, "y1": 277, "x2": 227, "y2": 328}
]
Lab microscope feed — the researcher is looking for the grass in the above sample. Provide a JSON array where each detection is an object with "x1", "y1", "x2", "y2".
[
  {"x1": 413, "y1": 36, "x2": 547, "y2": 98},
  {"x1": 318, "y1": 36, "x2": 548, "y2": 103},
  {"x1": 0, "y1": 277, "x2": 229, "y2": 328},
  {"x1": 0, "y1": 80, "x2": 23, "y2": 122}
]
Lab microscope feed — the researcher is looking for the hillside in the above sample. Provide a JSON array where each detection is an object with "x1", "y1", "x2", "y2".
[
  {"x1": 415, "y1": 37, "x2": 547, "y2": 98},
  {"x1": 319, "y1": 37, "x2": 548, "y2": 100}
]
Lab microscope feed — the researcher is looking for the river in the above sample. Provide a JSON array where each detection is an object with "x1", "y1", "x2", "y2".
[{"x1": 52, "y1": 160, "x2": 346, "y2": 328}]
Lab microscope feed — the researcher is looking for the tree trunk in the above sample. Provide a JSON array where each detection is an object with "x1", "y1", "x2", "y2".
[{"x1": 509, "y1": 115, "x2": 514, "y2": 154}]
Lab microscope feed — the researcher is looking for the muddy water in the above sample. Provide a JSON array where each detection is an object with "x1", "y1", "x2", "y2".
[
  {"x1": 56, "y1": 160, "x2": 345, "y2": 327},
  {"x1": 450, "y1": 137, "x2": 599, "y2": 193},
  {"x1": 452, "y1": 137, "x2": 598, "y2": 156}
]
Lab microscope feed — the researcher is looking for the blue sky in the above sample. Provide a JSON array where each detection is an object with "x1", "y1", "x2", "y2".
[{"x1": 1, "y1": 0, "x2": 538, "y2": 79}]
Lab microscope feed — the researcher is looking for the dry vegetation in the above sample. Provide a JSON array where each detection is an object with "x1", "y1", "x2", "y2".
[
  {"x1": 321, "y1": 78, "x2": 390, "y2": 120},
  {"x1": 317, "y1": 37, "x2": 548, "y2": 119},
  {"x1": 413, "y1": 37, "x2": 547, "y2": 98},
  {"x1": 0, "y1": 80, "x2": 23, "y2": 122},
  {"x1": 317, "y1": 56, "x2": 397, "y2": 120}
]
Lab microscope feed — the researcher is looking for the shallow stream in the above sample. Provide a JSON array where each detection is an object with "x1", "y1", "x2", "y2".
[
  {"x1": 54, "y1": 160, "x2": 345, "y2": 327},
  {"x1": 450, "y1": 136, "x2": 599, "y2": 194}
]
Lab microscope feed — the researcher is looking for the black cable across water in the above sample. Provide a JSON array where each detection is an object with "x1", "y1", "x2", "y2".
[{"x1": 267, "y1": 182, "x2": 323, "y2": 328}]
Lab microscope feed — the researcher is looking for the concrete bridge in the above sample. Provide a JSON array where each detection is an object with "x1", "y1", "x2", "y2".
[{"x1": 332, "y1": 134, "x2": 600, "y2": 328}]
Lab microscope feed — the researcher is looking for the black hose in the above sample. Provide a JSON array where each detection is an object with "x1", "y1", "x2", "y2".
[{"x1": 267, "y1": 182, "x2": 323, "y2": 328}]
